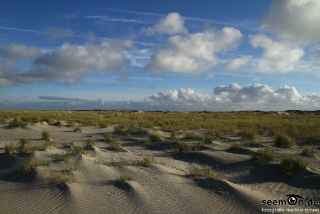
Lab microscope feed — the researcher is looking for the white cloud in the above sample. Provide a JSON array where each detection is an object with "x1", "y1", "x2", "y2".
[
  {"x1": 249, "y1": 34, "x2": 304, "y2": 72},
  {"x1": 148, "y1": 88, "x2": 213, "y2": 106},
  {"x1": 0, "y1": 43, "x2": 42, "y2": 59},
  {"x1": 0, "y1": 41, "x2": 133, "y2": 86},
  {"x1": 262, "y1": 0, "x2": 320, "y2": 46},
  {"x1": 145, "y1": 27, "x2": 243, "y2": 73},
  {"x1": 145, "y1": 83, "x2": 320, "y2": 110},
  {"x1": 213, "y1": 83, "x2": 301, "y2": 103},
  {"x1": 142, "y1": 12, "x2": 188, "y2": 35},
  {"x1": 224, "y1": 55, "x2": 252, "y2": 71}
]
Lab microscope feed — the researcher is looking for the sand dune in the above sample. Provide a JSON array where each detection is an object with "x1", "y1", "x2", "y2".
[{"x1": 1, "y1": 123, "x2": 320, "y2": 213}]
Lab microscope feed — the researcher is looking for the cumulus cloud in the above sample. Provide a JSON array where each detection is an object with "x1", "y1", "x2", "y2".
[
  {"x1": 0, "y1": 43, "x2": 42, "y2": 59},
  {"x1": 262, "y1": 0, "x2": 320, "y2": 46},
  {"x1": 142, "y1": 12, "x2": 188, "y2": 35},
  {"x1": 0, "y1": 41, "x2": 133, "y2": 86},
  {"x1": 145, "y1": 27, "x2": 243, "y2": 73},
  {"x1": 249, "y1": 34, "x2": 304, "y2": 72},
  {"x1": 213, "y1": 83, "x2": 301, "y2": 103},
  {"x1": 146, "y1": 83, "x2": 320, "y2": 110},
  {"x1": 224, "y1": 55, "x2": 252, "y2": 71}
]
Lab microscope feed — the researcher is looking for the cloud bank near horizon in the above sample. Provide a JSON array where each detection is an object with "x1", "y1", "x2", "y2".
[{"x1": 1, "y1": 83, "x2": 319, "y2": 111}]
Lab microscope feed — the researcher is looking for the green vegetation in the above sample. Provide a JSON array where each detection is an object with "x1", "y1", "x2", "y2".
[
  {"x1": 301, "y1": 146, "x2": 317, "y2": 157},
  {"x1": 239, "y1": 128, "x2": 257, "y2": 142},
  {"x1": 188, "y1": 163, "x2": 223, "y2": 181},
  {"x1": 19, "y1": 138, "x2": 31, "y2": 153},
  {"x1": 12, "y1": 117, "x2": 22, "y2": 127},
  {"x1": 175, "y1": 142, "x2": 205, "y2": 155},
  {"x1": 144, "y1": 132, "x2": 162, "y2": 145},
  {"x1": 4, "y1": 144, "x2": 18, "y2": 153},
  {"x1": 104, "y1": 133, "x2": 113, "y2": 142},
  {"x1": 275, "y1": 133, "x2": 295, "y2": 148},
  {"x1": 119, "y1": 155, "x2": 166, "y2": 167},
  {"x1": 229, "y1": 143, "x2": 242, "y2": 150},
  {"x1": 41, "y1": 130, "x2": 51, "y2": 141},
  {"x1": 108, "y1": 141, "x2": 125, "y2": 152},
  {"x1": 84, "y1": 139, "x2": 95, "y2": 148},
  {"x1": 184, "y1": 131, "x2": 203, "y2": 140},
  {"x1": 0, "y1": 110, "x2": 319, "y2": 145},
  {"x1": 22, "y1": 158, "x2": 48, "y2": 174},
  {"x1": 53, "y1": 172, "x2": 75, "y2": 186},
  {"x1": 116, "y1": 175, "x2": 133, "y2": 183},
  {"x1": 74, "y1": 127, "x2": 82, "y2": 132},
  {"x1": 280, "y1": 155, "x2": 307, "y2": 178},
  {"x1": 251, "y1": 147, "x2": 275, "y2": 166}
]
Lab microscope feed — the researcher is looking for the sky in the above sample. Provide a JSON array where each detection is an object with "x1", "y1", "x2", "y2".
[{"x1": 0, "y1": 0, "x2": 320, "y2": 111}]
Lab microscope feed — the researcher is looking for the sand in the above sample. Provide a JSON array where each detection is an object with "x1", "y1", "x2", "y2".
[{"x1": 0, "y1": 122, "x2": 320, "y2": 214}]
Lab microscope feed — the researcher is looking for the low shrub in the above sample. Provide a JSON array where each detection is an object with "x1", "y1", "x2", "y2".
[
  {"x1": 280, "y1": 155, "x2": 307, "y2": 177},
  {"x1": 84, "y1": 139, "x2": 95, "y2": 149},
  {"x1": 12, "y1": 117, "x2": 22, "y2": 127},
  {"x1": 22, "y1": 159, "x2": 47, "y2": 174},
  {"x1": 169, "y1": 132, "x2": 177, "y2": 139},
  {"x1": 74, "y1": 127, "x2": 82, "y2": 132},
  {"x1": 188, "y1": 163, "x2": 223, "y2": 181},
  {"x1": 239, "y1": 128, "x2": 257, "y2": 142},
  {"x1": 229, "y1": 143, "x2": 242, "y2": 150},
  {"x1": 53, "y1": 121, "x2": 62, "y2": 127},
  {"x1": 108, "y1": 141, "x2": 125, "y2": 152},
  {"x1": 19, "y1": 138, "x2": 32, "y2": 153},
  {"x1": 104, "y1": 133, "x2": 113, "y2": 142},
  {"x1": 114, "y1": 124, "x2": 126, "y2": 133},
  {"x1": 41, "y1": 130, "x2": 51, "y2": 141},
  {"x1": 4, "y1": 144, "x2": 17, "y2": 153},
  {"x1": 184, "y1": 132, "x2": 203, "y2": 140},
  {"x1": 275, "y1": 133, "x2": 295, "y2": 148},
  {"x1": 251, "y1": 147, "x2": 275, "y2": 166},
  {"x1": 53, "y1": 172, "x2": 75, "y2": 186},
  {"x1": 116, "y1": 175, "x2": 133, "y2": 183},
  {"x1": 176, "y1": 142, "x2": 204, "y2": 155},
  {"x1": 144, "y1": 132, "x2": 162, "y2": 145},
  {"x1": 301, "y1": 146, "x2": 317, "y2": 157}
]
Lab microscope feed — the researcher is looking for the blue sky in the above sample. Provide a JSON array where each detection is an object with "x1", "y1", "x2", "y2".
[{"x1": 0, "y1": 0, "x2": 319, "y2": 111}]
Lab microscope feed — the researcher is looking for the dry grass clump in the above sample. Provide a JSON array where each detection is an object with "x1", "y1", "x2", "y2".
[
  {"x1": 188, "y1": 163, "x2": 223, "y2": 181},
  {"x1": 12, "y1": 117, "x2": 22, "y2": 127},
  {"x1": 239, "y1": 128, "x2": 257, "y2": 142},
  {"x1": 67, "y1": 121, "x2": 76, "y2": 127},
  {"x1": 176, "y1": 142, "x2": 205, "y2": 155},
  {"x1": 53, "y1": 121, "x2": 62, "y2": 127},
  {"x1": 84, "y1": 139, "x2": 95, "y2": 149},
  {"x1": 251, "y1": 147, "x2": 275, "y2": 166},
  {"x1": 19, "y1": 138, "x2": 32, "y2": 153},
  {"x1": 116, "y1": 175, "x2": 133, "y2": 183},
  {"x1": 275, "y1": 133, "x2": 295, "y2": 148},
  {"x1": 41, "y1": 130, "x2": 51, "y2": 141},
  {"x1": 53, "y1": 172, "x2": 75, "y2": 186},
  {"x1": 184, "y1": 132, "x2": 203, "y2": 140},
  {"x1": 169, "y1": 131, "x2": 177, "y2": 139},
  {"x1": 114, "y1": 124, "x2": 126, "y2": 133},
  {"x1": 125, "y1": 133, "x2": 133, "y2": 140},
  {"x1": 74, "y1": 127, "x2": 82, "y2": 132},
  {"x1": 104, "y1": 133, "x2": 113, "y2": 142},
  {"x1": 144, "y1": 132, "x2": 162, "y2": 146},
  {"x1": 108, "y1": 141, "x2": 125, "y2": 152},
  {"x1": 119, "y1": 155, "x2": 166, "y2": 167},
  {"x1": 229, "y1": 143, "x2": 242, "y2": 150},
  {"x1": 280, "y1": 155, "x2": 307, "y2": 178},
  {"x1": 22, "y1": 158, "x2": 48, "y2": 174},
  {"x1": 301, "y1": 146, "x2": 317, "y2": 157},
  {"x1": 4, "y1": 144, "x2": 18, "y2": 153},
  {"x1": 206, "y1": 129, "x2": 223, "y2": 140}
]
